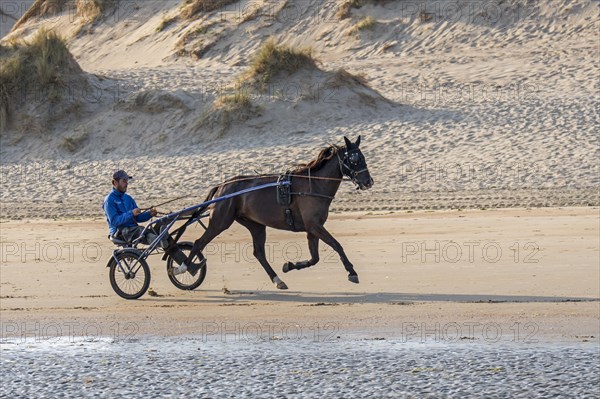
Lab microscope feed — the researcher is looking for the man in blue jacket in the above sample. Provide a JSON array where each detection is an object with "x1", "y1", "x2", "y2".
[{"x1": 103, "y1": 170, "x2": 188, "y2": 276}]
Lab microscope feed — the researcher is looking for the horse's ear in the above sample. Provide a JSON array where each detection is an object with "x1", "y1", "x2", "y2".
[
  {"x1": 356, "y1": 135, "x2": 361, "y2": 147},
  {"x1": 344, "y1": 136, "x2": 352, "y2": 149}
]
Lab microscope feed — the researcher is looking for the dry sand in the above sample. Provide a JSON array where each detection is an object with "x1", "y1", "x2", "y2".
[{"x1": 1, "y1": 208, "x2": 598, "y2": 343}]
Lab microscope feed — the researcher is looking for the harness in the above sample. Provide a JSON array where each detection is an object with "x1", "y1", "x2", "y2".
[
  {"x1": 337, "y1": 149, "x2": 370, "y2": 182},
  {"x1": 278, "y1": 147, "x2": 369, "y2": 231}
]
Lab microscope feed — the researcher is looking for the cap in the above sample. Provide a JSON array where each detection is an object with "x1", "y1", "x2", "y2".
[{"x1": 112, "y1": 170, "x2": 132, "y2": 181}]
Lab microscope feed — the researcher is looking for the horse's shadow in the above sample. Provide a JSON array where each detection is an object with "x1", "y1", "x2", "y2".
[{"x1": 151, "y1": 291, "x2": 599, "y2": 304}]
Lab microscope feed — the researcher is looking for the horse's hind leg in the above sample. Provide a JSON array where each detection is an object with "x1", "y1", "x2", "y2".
[
  {"x1": 186, "y1": 213, "x2": 234, "y2": 266},
  {"x1": 237, "y1": 218, "x2": 288, "y2": 290},
  {"x1": 283, "y1": 233, "x2": 320, "y2": 273},
  {"x1": 307, "y1": 225, "x2": 359, "y2": 284}
]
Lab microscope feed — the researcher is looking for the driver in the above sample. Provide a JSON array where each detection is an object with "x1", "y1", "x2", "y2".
[{"x1": 103, "y1": 170, "x2": 188, "y2": 276}]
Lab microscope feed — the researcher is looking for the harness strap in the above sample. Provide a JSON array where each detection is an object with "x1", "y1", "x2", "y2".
[
  {"x1": 285, "y1": 208, "x2": 298, "y2": 232},
  {"x1": 290, "y1": 191, "x2": 335, "y2": 200},
  {"x1": 277, "y1": 172, "x2": 293, "y2": 206}
]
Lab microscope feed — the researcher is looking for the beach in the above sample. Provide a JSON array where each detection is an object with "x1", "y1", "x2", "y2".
[
  {"x1": 1, "y1": 0, "x2": 599, "y2": 396},
  {"x1": 1, "y1": 208, "x2": 598, "y2": 341}
]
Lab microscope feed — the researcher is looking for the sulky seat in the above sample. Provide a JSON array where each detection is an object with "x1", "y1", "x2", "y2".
[{"x1": 108, "y1": 233, "x2": 130, "y2": 247}]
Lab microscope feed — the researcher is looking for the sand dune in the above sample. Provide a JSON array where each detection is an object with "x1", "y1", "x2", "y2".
[{"x1": 0, "y1": 0, "x2": 598, "y2": 216}]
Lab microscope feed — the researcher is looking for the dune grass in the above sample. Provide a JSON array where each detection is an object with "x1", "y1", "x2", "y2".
[
  {"x1": 337, "y1": 0, "x2": 396, "y2": 19},
  {"x1": 181, "y1": 0, "x2": 239, "y2": 20},
  {"x1": 11, "y1": 0, "x2": 69, "y2": 31},
  {"x1": 0, "y1": 28, "x2": 78, "y2": 131},
  {"x1": 198, "y1": 91, "x2": 259, "y2": 135},
  {"x1": 61, "y1": 129, "x2": 89, "y2": 153},
  {"x1": 215, "y1": 92, "x2": 252, "y2": 108},
  {"x1": 156, "y1": 15, "x2": 178, "y2": 32},
  {"x1": 245, "y1": 39, "x2": 316, "y2": 91},
  {"x1": 329, "y1": 68, "x2": 369, "y2": 88},
  {"x1": 76, "y1": 0, "x2": 117, "y2": 23},
  {"x1": 12, "y1": 0, "x2": 116, "y2": 34},
  {"x1": 337, "y1": 0, "x2": 361, "y2": 19},
  {"x1": 349, "y1": 15, "x2": 377, "y2": 35}
]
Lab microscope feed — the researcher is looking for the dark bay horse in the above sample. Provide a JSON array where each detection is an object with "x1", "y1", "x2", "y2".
[{"x1": 186, "y1": 136, "x2": 374, "y2": 289}]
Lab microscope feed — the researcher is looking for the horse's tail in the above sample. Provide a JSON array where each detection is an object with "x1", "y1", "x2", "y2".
[
  {"x1": 205, "y1": 186, "x2": 219, "y2": 202},
  {"x1": 194, "y1": 185, "x2": 219, "y2": 215}
]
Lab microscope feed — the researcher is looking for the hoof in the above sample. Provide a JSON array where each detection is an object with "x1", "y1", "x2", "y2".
[
  {"x1": 273, "y1": 276, "x2": 288, "y2": 290},
  {"x1": 187, "y1": 257, "x2": 206, "y2": 277},
  {"x1": 348, "y1": 275, "x2": 359, "y2": 284},
  {"x1": 282, "y1": 262, "x2": 294, "y2": 273}
]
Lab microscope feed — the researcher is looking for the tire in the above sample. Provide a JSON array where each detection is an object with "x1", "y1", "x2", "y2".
[
  {"x1": 109, "y1": 251, "x2": 151, "y2": 300},
  {"x1": 166, "y1": 242, "x2": 207, "y2": 290}
]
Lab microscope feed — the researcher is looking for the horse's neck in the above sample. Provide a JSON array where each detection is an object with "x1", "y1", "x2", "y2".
[{"x1": 308, "y1": 154, "x2": 343, "y2": 196}]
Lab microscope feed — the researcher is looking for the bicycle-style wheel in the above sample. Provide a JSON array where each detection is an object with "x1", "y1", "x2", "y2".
[
  {"x1": 166, "y1": 242, "x2": 207, "y2": 290},
  {"x1": 109, "y1": 251, "x2": 151, "y2": 300}
]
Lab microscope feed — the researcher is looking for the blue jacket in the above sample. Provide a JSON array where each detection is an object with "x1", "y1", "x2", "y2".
[{"x1": 103, "y1": 188, "x2": 152, "y2": 235}]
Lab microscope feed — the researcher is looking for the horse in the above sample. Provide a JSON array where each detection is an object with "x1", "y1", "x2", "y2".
[{"x1": 186, "y1": 136, "x2": 374, "y2": 289}]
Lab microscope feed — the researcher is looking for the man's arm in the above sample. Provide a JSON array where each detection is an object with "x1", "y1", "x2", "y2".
[
  {"x1": 131, "y1": 198, "x2": 153, "y2": 223},
  {"x1": 135, "y1": 210, "x2": 153, "y2": 223}
]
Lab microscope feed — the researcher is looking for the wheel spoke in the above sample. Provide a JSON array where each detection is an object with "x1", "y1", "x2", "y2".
[
  {"x1": 167, "y1": 245, "x2": 206, "y2": 290},
  {"x1": 110, "y1": 253, "x2": 150, "y2": 299}
]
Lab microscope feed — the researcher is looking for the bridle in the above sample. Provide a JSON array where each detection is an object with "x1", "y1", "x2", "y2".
[{"x1": 337, "y1": 148, "x2": 369, "y2": 187}]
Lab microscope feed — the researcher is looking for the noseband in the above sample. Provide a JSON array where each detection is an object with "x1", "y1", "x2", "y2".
[{"x1": 337, "y1": 149, "x2": 369, "y2": 186}]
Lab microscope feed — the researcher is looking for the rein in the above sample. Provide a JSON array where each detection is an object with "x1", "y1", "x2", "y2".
[
  {"x1": 142, "y1": 147, "x2": 364, "y2": 211},
  {"x1": 139, "y1": 195, "x2": 191, "y2": 212}
]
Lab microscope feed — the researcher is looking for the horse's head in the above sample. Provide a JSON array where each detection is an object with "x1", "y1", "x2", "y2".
[{"x1": 340, "y1": 136, "x2": 374, "y2": 190}]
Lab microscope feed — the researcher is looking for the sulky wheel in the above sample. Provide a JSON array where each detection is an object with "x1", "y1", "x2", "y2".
[
  {"x1": 166, "y1": 242, "x2": 207, "y2": 290},
  {"x1": 109, "y1": 251, "x2": 151, "y2": 300}
]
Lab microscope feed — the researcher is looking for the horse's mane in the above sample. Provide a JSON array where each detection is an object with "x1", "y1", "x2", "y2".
[{"x1": 292, "y1": 145, "x2": 342, "y2": 174}]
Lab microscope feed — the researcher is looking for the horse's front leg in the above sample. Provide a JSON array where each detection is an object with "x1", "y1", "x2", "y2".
[
  {"x1": 307, "y1": 225, "x2": 359, "y2": 283},
  {"x1": 283, "y1": 233, "x2": 320, "y2": 273}
]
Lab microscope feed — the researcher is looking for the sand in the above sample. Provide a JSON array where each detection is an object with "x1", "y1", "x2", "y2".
[
  {"x1": 1, "y1": 0, "x2": 598, "y2": 219},
  {"x1": 1, "y1": 208, "x2": 598, "y2": 343}
]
